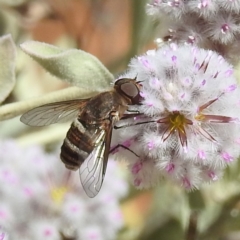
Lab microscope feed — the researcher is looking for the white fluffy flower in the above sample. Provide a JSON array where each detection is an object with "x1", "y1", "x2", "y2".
[
  {"x1": 0, "y1": 140, "x2": 128, "y2": 240},
  {"x1": 29, "y1": 220, "x2": 60, "y2": 240},
  {"x1": 146, "y1": 0, "x2": 240, "y2": 64},
  {"x1": 112, "y1": 44, "x2": 240, "y2": 190},
  {"x1": 0, "y1": 227, "x2": 7, "y2": 240}
]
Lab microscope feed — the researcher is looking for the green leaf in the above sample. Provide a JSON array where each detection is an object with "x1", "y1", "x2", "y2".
[
  {"x1": 0, "y1": 34, "x2": 16, "y2": 104},
  {"x1": 0, "y1": 0, "x2": 29, "y2": 6},
  {"x1": 139, "y1": 218, "x2": 184, "y2": 240},
  {"x1": 20, "y1": 41, "x2": 114, "y2": 93},
  {"x1": 199, "y1": 193, "x2": 240, "y2": 240}
]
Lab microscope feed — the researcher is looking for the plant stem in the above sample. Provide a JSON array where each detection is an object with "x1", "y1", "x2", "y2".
[{"x1": 186, "y1": 211, "x2": 198, "y2": 240}]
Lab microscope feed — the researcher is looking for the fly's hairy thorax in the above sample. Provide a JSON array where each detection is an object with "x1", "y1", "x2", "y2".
[{"x1": 80, "y1": 91, "x2": 129, "y2": 123}]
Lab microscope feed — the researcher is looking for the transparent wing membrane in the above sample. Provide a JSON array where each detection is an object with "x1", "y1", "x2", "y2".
[
  {"x1": 79, "y1": 130, "x2": 107, "y2": 198},
  {"x1": 20, "y1": 99, "x2": 89, "y2": 126}
]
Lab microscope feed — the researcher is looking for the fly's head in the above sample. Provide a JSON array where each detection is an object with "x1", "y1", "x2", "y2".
[{"x1": 114, "y1": 78, "x2": 142, "y2": 105}]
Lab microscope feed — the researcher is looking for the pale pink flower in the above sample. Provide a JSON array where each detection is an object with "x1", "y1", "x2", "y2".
[
  {"x1": 112, "y1": 44, "x2": 240, "y2": 190},
  {"x1": 0, "y1": 227, "x2": 6, "y2": 240},
  {"x1": 0, "y1": 140, "x2": 128, "y2": 240},
  {"x1": 146, "y1": 0, "x2": 240, "y2": 64}
]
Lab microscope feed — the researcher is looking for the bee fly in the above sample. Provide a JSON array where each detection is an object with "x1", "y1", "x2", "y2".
[{"x1": 20, "y1": 78, "x2": 142, "y2": 198}]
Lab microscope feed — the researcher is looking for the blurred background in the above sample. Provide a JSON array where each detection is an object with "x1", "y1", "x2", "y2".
[{"x1": 1, "y1": 0, "x2": 240, "y2": 240}]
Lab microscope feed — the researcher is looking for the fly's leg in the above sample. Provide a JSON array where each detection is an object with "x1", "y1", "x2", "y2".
[
  {"x1": 110, "y1": 144, "x2": 139, "y2": 157},
  {"x1": 114, "y1": 119, "x2": 156, "y2": 129}
]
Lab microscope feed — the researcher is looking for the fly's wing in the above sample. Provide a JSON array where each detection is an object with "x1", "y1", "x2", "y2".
[
  {"x1": 79, "y1": 121, "x2": 113, "y2": 198},
  {"x1": 20, "y1": 99, "x2": 90, "y2": 126}
]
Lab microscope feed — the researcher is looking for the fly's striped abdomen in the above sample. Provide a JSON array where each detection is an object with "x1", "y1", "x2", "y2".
[{"x1": 60, "y1": 118, "x2": 97, "y2": 170}]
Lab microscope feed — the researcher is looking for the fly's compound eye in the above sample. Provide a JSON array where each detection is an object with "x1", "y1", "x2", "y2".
[{"x1": 115, "y1": 78, "x2": 142, "y2": 105}]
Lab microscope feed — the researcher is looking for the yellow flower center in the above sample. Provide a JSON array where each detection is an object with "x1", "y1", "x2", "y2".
[
  {"x1": 158, "y1": 111, "x2": 193, "y2": 148},
  {"x1": 169, "y1": 112, "x2": 188, "y2": 133},
  {"x1": 50, "y1": 186, "x2": 68, "y2": 205}
]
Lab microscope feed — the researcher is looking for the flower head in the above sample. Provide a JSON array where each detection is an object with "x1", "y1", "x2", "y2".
[
  {"x1": 112, "y1": 44, "x2": 240, "y2": 190},
  {"x1": 146, "y1": 0, "x2": 240, "y2": 64},
  {"x1": 0, "y1": 140, "x2": 128, "y2": 240},
  {"x1": 0, "y1": 227, "x2": 6, "y2": 240}
]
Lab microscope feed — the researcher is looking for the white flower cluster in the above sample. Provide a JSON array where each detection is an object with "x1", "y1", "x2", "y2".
[
  {"x1": 0, "y1": 228, "x2": 5, "y2": 240},
  {"x1": 0, "y1": 140, "x2": 128, "y2": 240},
  {"x1": 112, "y1": 44, "x2": 240, "y2": 190},
  {"x1": 146, "y1": 0, "x2": 240, "y2": 64}
]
